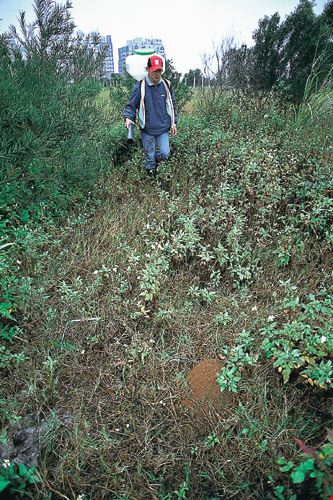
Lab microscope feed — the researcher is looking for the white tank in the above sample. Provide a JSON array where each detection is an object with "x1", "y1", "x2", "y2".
[{"x1": 125, "y1": 49, "x2": 165, "y2": 81}]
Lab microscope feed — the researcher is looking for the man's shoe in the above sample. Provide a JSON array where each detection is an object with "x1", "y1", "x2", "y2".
[{"x1": 146, "y1": 168, "x2": 157, "y2": 178}]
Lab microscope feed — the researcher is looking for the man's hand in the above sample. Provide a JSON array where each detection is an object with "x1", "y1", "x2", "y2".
[
  {"x1": 125, "y1": 118, "x2": 135, "y2": 129},
  {"x1": 170, "y1": 125, "x2": 177, "y2": 136}
]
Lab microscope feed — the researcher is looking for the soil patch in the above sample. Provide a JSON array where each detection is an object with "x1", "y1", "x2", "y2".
[{"x1": 181, "y1": 358, "x2": 234, "y2": 410}]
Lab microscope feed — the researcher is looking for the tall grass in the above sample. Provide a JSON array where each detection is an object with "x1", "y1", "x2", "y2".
[{"x1": 296, "y1": 55, "x2": 333, "y2": 130}]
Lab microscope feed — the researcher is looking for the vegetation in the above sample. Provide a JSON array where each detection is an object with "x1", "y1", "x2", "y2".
[
  {"x1": 195, "y1": 0, "x2": 333, "y2": 104},
  {"x1": 1, "y1": 0, "x2": 333, "y2": 498}
]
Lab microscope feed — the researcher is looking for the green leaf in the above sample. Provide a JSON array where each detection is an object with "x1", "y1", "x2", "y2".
[
  {"x1": 283, "y1": 367, "x2": 291, "y2": 383},
  {"x1": 279, "y1": 459, "x2": 294, "y2": 472},
  {"x1": 19, "y1": 463, "x2": 27, "y2": 475},
  {"x1": 291, "y1": 469, "x2": 305, "y2": 483},
  {"x1": 299, "y1": 458, "x2": 315, "y2": 471},
  {"x1": 260, "y1": 439, "x2": 268, "y2": 452},
  {"x1": 280, "y1": 464, "x2": 293, "y2": 472},
  {"x1": 27, "y1": 467, "x2": 40, "y2": 483},
  {"x1": 0, "y1": 480, "x2": 10, "y2": 492},
  {"x1": 19, "y1": 210, "x2": 29, "y2": 223},
  {"x1": 310, "y1": 469, "x2": 324, "y2": 480},
  {"x1": 0, "y1": 303, "x2": 14, "y2": 320}
]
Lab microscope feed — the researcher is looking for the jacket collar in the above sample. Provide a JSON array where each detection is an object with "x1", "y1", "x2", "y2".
[{"x1": 146, "y1": 75, "x2": 162, "y2": 86}]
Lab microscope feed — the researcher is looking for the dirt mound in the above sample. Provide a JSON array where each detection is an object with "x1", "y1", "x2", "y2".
[{"x1": 181, "y1": 358, "x2": 233, "y2": 410}]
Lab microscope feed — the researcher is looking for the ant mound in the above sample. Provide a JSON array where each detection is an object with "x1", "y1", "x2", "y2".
[{"x1": 181, "y1": 358, "x2": 234, "y2": 411}]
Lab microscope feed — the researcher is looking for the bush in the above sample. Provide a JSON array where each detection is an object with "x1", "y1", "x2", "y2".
[{"x1": 0, "y1": 1, "x2": 124, "y2": 371}]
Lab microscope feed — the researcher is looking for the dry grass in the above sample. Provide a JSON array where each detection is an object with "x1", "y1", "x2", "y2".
[
  {"x1": 2, "y1": 159, "x2": 331, "y2": 499},
  {"x1": 2, "y1": 107, "x2": 333, "y2": 499}
]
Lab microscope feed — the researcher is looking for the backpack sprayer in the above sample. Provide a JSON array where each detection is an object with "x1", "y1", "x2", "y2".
[{"x1": 125, "y1": 48, "x2": 165, "y2": 142}]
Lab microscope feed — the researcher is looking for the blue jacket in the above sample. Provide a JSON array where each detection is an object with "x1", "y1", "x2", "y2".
[{"x1": 123, "y1": 77, "x2": 178, "y2": 136}]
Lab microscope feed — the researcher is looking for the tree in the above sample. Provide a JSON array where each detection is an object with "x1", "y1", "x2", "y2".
[
  {"x1": 183, "y1": 68, "x2": 204, "y2": 87},
  {"x1": 201, "y1": 36, "x2": 256, "y2": 98},
  {"x1": 279, "y1": 0, "x2": 333, "y2": 102},
  {"x1": 164, "y1": 58, "x2": 192, "y2": 111},
  {"x1": 248, "y1": 0, "x2": 333, "y2": 102},
  {"x1": 252, "y1": 13, "x2": 282, "y2": 91},
  {"x1": 224, "y1": 44, "x2": 255, "y2": 91},
  {"x1": 323, "y1": 0, "x2": 333, "y2": 32},
  {"x1": 7, "y1": 0, "x2": 105, "y2": 81},
  {"x1": 0, "y1": 0, "x2": 109, "y2": 217}
]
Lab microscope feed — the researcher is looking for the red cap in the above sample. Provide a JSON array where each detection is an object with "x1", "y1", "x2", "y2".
[{"x1": 147, "y1": 55, "x2": 164, "y2": 71}]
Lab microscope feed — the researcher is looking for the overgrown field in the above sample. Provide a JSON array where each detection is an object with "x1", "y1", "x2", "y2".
[{"x1": 1, "y1": 88, "x2": 333, "y2": 499}]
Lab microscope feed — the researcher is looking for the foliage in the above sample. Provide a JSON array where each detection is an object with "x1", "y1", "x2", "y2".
[
  {"x1": 324, "y1": 0, "x2": 333, "y2": 30},
  {"x1": 183, "y1": 68, "x2": 209, "y2": 87},
  {"x1": 1, "y1": 85, "x2": 331, "y2": 499},
  {"x1": 261, "y1": 288, "x2": 333, "y2": 388},
  {"x1": 0, "y1": 0, "x2": 119, "y2": 372},
  {"x1": 252, "y1": 13, "x2": 282, "y2": 91},
  {"x1": 109, "y1": 76, "x2": 134, "y2": 121},
  {"x1": 0, "y1": 4, "x2": 112, "y2": 215},
  {"x1": 0, "y1": 460, "x2": 39, "y2": 496},
  {"x1": 174, "y1": 464, "x2": 191, "y2": 499},
  {"x1": 164, "y1": 58, "x2": 193, "y2": 111},
  {"x1": 217, "y1": 287, "x2": 333, "y2": 393},
  {"x1": 295, "y1": 57, "x2": 333, "y2": 130},
  {"x1": 203, "y1": 1, "x2": 333, "y2": 103},
  {"x1": 276, "y1": 429, "x2": 333, "y2": 498},
  {"x1": 279, "y1": 0, "x2": 333, "y2": 103},
  {"x1": 7, "y1": 0, "x2": 105, "y2": 80},
  {"x1": 1, "y1": 3, "x2": 333, "y2": 499},
  {"x1": 217, "y1": 330, "x2": 258, "y2": 392}
]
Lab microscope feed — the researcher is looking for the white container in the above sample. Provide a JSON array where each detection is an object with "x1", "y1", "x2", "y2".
[{"x1": 125, "y1": 49, "x2": 165, "y2": 81}]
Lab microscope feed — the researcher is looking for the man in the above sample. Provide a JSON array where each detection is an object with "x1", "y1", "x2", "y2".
[{"x1": 123, "y1": 54, "x2": 178, "y2": 177}]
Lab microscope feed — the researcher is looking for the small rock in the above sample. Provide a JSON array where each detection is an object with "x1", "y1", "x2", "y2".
[{"x1": 0, "y1": 411, "x2": 72, "y2": 468}]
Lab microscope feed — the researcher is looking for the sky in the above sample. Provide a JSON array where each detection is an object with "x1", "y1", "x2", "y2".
[{"x1": 0, "y1": 0, "x2": 327, "y2": 74}]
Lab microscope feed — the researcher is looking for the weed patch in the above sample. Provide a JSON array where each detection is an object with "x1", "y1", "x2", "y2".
[{"x1": 1, "y1": 86, "x2": 333, "y2": 498}]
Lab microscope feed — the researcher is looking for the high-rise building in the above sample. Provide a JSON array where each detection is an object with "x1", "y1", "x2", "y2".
[
  {"x1": 118, "y1": 37, "x2": 165, "y2": 75},
  {"x1": 80, "y1": 32, "x2": 114, "y2": 80},
  {"x1": 100, "y1": 35, "x2": 114, "y2": 79}
]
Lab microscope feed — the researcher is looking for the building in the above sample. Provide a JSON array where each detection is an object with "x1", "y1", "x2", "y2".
[
  {"x1": 118, "y1": 37, "x2": 165, "y2": 75},
  {"x1": 80, "y1": 32, "x2": 115, "y2": 80},
  {"x1": 100, "y1": 35, "x2": 114, "y2": 79}
]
